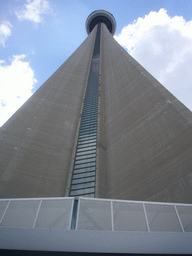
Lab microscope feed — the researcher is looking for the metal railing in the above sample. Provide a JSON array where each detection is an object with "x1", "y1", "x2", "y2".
[{"x1": 0, "y1": 197, "x2": 192, "y2": 232}]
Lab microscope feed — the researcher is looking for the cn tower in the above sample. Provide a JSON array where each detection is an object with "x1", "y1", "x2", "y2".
[
  {"x1": 0, "y1": 10, "x2": 192, "y2": 203},
  {"x1": 0, "y1": 10, "x2": 192, "y2": 254}
]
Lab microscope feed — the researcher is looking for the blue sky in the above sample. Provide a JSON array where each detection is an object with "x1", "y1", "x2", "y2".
[{"x1": 0, "y1": 0, "x2": 192, "y2": 126}]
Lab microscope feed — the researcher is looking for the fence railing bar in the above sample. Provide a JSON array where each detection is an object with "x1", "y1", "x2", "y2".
[
  {"x1": 71, "y1": 197, "x2": 79, "y2": 230},
  {"x1": 174, "y1": 205, "x2": 185, "y2": 232},
  {"x1": 0, "y1": 200, "x2": 11, "y2": 224},
  {"x1": 111, "y1": 201, "x2": 114, "y2": 231},
  {"x1": 68, "y1": 199, "x2": 75, "y2": 230},
  {"x1": 32, "y1": 199, "x2": 42, "y2": 228},
  {"x1": 143, "y1": 203, "x2": 150, "y2": 232}
]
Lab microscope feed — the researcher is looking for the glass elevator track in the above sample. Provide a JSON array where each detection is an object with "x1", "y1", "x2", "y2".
[{"x1": 69, "y1": 23, "x2": 101, "y2": 197}]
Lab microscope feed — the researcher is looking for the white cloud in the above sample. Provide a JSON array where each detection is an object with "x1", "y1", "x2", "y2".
[
  {"x1": 15, "y1": 0, "x2": 51, "y2": 23},
  {"x1": 0, "y1": 54, "x2": 37, "y2": 126},
  {"x1": 0, "y1": 21, "x2": 12, "y2": 47},
  {"x1": 115, "y1": 9, "x2": 192, "y2": 111}
]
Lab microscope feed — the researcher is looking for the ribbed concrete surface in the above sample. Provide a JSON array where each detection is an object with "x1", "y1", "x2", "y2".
[
  {"x1": 0, "y1": 28, "x2": 96, "y2": 198},
  {"x1": 0, "y1": 21, "x2": 192, "y2": 203},
  {"x1": 100, "y1": 24, "x2": 192, "y2": 203}
]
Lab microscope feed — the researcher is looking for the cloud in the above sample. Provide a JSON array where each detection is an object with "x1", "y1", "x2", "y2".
[
  {"x1": 15, "y1": 0, "x2": 51, "y2": 23},
  {"x1": 0, "y1": 21, "x2": 12, "y2": 47},
  {"x1": 0, "y1": 54, "x2": 37, "y2": 126},
  {"x1": 115, "y1": 9, "x2": 192, "y2": 111}
]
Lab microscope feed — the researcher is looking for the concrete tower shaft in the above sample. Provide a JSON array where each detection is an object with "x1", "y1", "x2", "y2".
[
  {"x1": 0, "y1": 11, "x2": 192, "y2": 203},
  {"x1": 99, "y1": 24, "x2": 192, "y2": 202},
  {"x1": 0, "y1": 28, "x2": 98, "y2": 198}
]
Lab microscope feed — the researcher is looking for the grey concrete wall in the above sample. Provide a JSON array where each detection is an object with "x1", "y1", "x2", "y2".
[
  {"x1": 0, "y1": 28, "x2": 96, "y2": 198},
  {"x1": 1, "y1": 20, "x2": 192, "y2": 203},
  {"x1": 100, "y1": 24, "x2": 192, "y2": 203}
]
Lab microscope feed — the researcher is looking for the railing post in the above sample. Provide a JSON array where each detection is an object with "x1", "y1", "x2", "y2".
[
  {"x1": 143, "y1": 203, "x2": 150, "y2": 232},
  {"x1": 0, "y1": 200, "x2": 11, "y2": 224},
  {"x1": 111, "y1": 201, "x2": 114, "y2": 231},
  {"x1": 32, "y1": 199, "x2": 42, "y2": 228},
  {"x1": 174, "y1": 205, "x2": 185, "y2": 232},
  {"x1": 70, "y1": 197, "x2": 79, "y2": 230}
]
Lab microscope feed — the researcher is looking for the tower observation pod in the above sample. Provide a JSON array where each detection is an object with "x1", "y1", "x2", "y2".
[{"x1": 85, "y1": 10, "x2": 116, "y2": 35}]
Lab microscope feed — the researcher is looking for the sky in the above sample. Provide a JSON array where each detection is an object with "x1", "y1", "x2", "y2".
[{"x1": 0, "y1": 0, "x2": 192, "y2": 126}]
